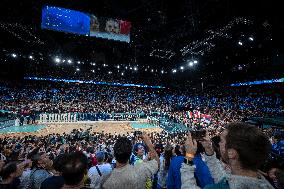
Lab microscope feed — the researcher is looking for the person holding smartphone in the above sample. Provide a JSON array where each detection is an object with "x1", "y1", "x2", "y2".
[{"x1": 181, "y1": 122, "x2": 274, "y2": 189}]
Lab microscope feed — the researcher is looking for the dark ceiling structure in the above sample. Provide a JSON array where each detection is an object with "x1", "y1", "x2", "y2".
[{"x1": 0, "y1": 0, "x2": 281, "y2": 86}]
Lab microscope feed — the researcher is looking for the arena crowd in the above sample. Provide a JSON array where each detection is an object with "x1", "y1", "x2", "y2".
[{"x1": 0, "y1": 81, "x2": 283, "y2": 189}]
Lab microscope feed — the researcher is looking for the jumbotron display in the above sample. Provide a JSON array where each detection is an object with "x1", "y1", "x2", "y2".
[{"x1": 41, "y1": 6, "x2": 131, "y2": 43}]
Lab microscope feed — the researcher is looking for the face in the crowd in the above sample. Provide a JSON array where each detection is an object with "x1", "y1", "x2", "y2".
[
  {"x1": 219, "y1": 129, "x2": 229, "y2": 164},
  {"x1": 137, "y1": 146, "x2": 144, "y2": 157},
  {"x1": 38, "y1": 153, "x2": 52, "y2": 168},
  {"x1": 268, "y1": 168, "x2": 278, "y2": 181}
]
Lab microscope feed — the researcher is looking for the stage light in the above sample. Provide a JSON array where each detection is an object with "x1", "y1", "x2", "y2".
[
  {"x1": 172, "y1": 69, "x2": 177, "y2": 73},
  {"x1": 180, "y1": 66, "x2": 184, "y2": 70},
  {"x1": 117, "y1": 65, "x2": 120, "y2": 69},
  {"x1": 121, "y1": 72, "x2": 124, "y2": 76},
  {"x1": 249, "y1": 37, "x2": 254, "y2": 41},
  {"x1": 91, "y1": 70, "x2": 95, "y2": 73},
  {"x1": 29, "y1": 55, "x2": 33, "y2": 59},
  {"x1": 108, "y1": 71, "x2": 112, "y2": 74},
  {"x1": 12, "y1": 53, "x2": 17, "y2": 58},
  {"x1": 193, "y1": 60, "x2": 198, "y2": 64},
  {"x1": 151, "y1": 69, "x2": 154, "y2": 72},
  {"x1": 161, "y1": 70, "x2": 164, "y2": 74},
  {"x1": 54, "y1": 57, "x2": 60, "y2": 63},
  {"x1": 134, "y1": 67, "x2": 138, "y2": 71},
  {"x1": 76, "y1": 68, "x2": 80, "y2": 71},
  {"x1": 238, "y1": 41, "x2": 243, "y2": 46},
  {"x1": 103, "y1": 64, "x2": 106, "y2": 67},
  {"x1": 77, "y1": 61, "x2": 81, "y2": 64},
  {"x1": 189, "y1": 62, "x2": 194, "y2": 67},
  {"x1": 62, "y1": 59, "x2": 65, "y2": 63},
  {"x1": 67, "y1": 59, "x2": 72, "y2": 64},
  {"x1": 130, "y1": 67, "x2": 133, "y2": 70}
]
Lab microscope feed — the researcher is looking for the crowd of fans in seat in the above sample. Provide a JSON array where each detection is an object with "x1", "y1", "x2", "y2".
[
  {"x1": 0, "y1": 81, "x2": 283, "y2": 189},
  {"x1": 0, "y1": 122, "x2": 283, "y2": 189}
]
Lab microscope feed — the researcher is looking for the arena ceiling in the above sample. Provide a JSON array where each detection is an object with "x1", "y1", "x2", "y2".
[{"x1": 0, "y1": 0, "x2": 281, "y2": 85}]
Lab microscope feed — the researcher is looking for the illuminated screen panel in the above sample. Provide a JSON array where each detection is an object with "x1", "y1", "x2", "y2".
[
  {"x1": 90, "y1": 15, "x2": 131, "y2": 42},
  {"x1": 41, "y1": 6, "x2": 90, "y2": 36},
  {"x1": 41, "y1": 6, "x2": 131, "y2": 42}
]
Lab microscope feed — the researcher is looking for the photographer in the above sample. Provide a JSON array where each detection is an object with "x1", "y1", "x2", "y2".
[{"x1": 181, "y1": 122, "x2": 274, "y2": 189}]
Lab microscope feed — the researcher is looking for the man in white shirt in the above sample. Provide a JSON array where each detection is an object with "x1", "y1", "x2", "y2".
[
  {"x1": 39, "y1": 114, "x2": 43, "y2": 123},
  {"x1": 88, "y1": 151, "x2": 112, "y2": 189},
  {"x1": 73, "y1": 113, "x2": 77, "y2": 122}
]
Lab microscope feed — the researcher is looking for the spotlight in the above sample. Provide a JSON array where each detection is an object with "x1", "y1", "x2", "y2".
[
  {"x1": 172, "y1": 69, "x2": 177, "y2": 73},
  {"x1": 67, "y1": 59, "x2": 72, "y2": 64},
  {"x1": 54, "y1": 57, "x2": 60, "y2": 63},
  {"x1": 76, "y1": 68, "x2": 80, "y2": 71},
  {"x1": 77, "y1": 61, "x2": 81, "y2": 64},
  {"x1": 161, "y1": 70, "x2": 164, "y2": 74},
  {"x1": 121, "y1": 72, "x2": 124, "y2": 76},
  {"x1": 91, "y1": 70, "x2": 95, "y2": 73},
  {"x1": 189, "y1": 62, "x2": 194, "y2": 67},
  {"x1": 29, "y1": 55, "x2": 33, "y2": 59},
  {"x1": 134, "y1": 67, "x2": 138, "y2": 71},
  {"x1": 193, "y1": 60, "x2": 198, "y2": 64},
  {"x1": 180, "y1": 66, "x2": 184, "y2": 70},
  {"x1": 249, "y1": 37, "x2": 254, "y2": 41},
  {"x1": 62, "y1": 59, "x2": 65, "y2": 63},
  {"x1": 117, "y1": 65, "x2": 120, "y2": 69},
  {"x1": 238, "y1": 41, "x2": 243, "y2": 46},
  {"x1": 151, "y1": 69, "x2": 154, "y2": 72},
  {"x1": 130, "y1": 67, "x2": 133, "y2": 70},
  {"x1": 11, "y1": 53, "x2": 17, "y2": 58},
  {"x1": 108, "y1": 71, "x2": 112, "y2": 74}
]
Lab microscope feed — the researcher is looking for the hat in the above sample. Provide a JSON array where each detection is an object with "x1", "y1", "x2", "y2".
[{"x1": 133, "y1": 143, "x2": 146, "y2": 153}]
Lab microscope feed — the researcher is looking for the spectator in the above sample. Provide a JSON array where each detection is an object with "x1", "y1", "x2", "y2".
[
  {"x1": 167, "y1": 145, "x2": 185, "y2": 189},
  {"x1": 40, "y1": 154, "x2": 65, "y2": 189},
  {"x1": 181, "y1": 122, "x2": 274, "y2": 189},
  {"x1": 29, "y1": 151, "x2": 53, "y2": 189},
  {"x1": 0, "y1": 160, "x2": 30, "y2": 189},
  {"x1": 271, "y1": 130, "x2": 284, "y2": 158},
  {"x1": 158, "y1": 144, "x2": 173, "y2": 189},
  {"x1": 61, "y1": 152, "x2": 90, "y2": 189},
  {"x1": 88, "y1": 151, "x2": 112, "y2": 189},
  {"x1": 130, "y1": 143, "x2": 147, "y2": 165},
  {"x1": 167, "y1": 144, "x2": 213, "y2": 189},
  {"x1": 102, "y1": 133, "x2": 159, "y2": 189},
  {"x1": 267, "y1": 168, "x2": 284, "y2": 189}
]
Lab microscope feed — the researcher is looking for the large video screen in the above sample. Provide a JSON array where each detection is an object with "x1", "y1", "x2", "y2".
[
  {"x1": 41, "y1": 6, "x2": 90, "y2": 36},
  {"x1": 41, "y1": 6, "x2": 131, "y2": 43},
  {"x1": 89, "y1": 15, "x2": 131, "y2": 42}
]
